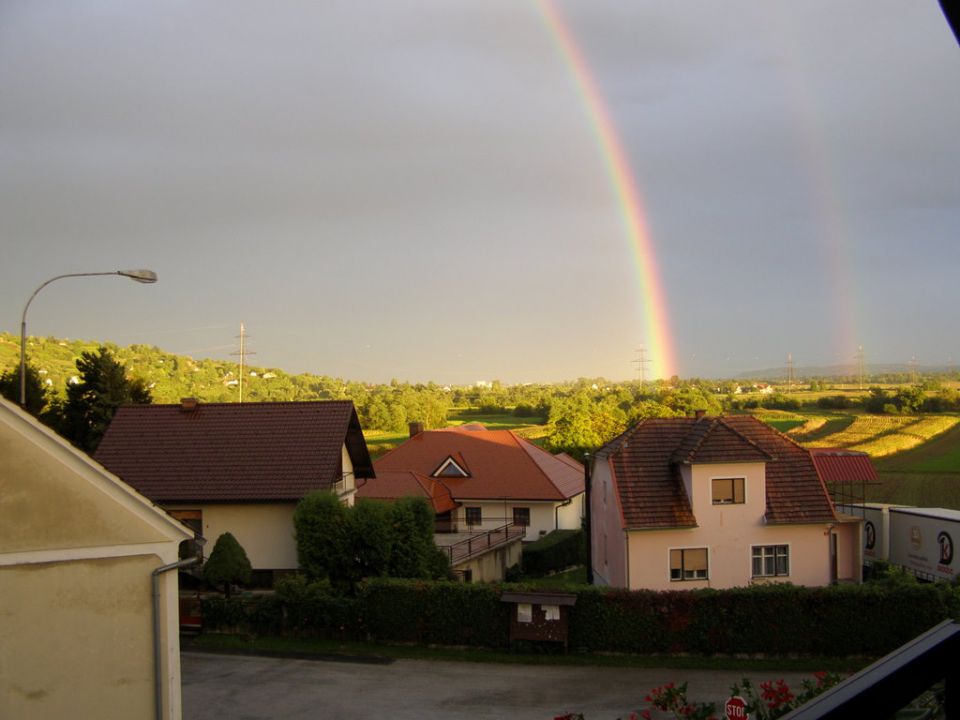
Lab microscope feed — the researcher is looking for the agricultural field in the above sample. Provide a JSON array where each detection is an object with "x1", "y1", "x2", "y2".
[
  {"x1": 364, "y1": 410, "x2": 549, "y2": 458},
  {"x1": 786, "y1": 413, "x2": 959, "y2": 458},
  {"x1": 853, "y1": 420, "x2": 960, "y2": 511}
]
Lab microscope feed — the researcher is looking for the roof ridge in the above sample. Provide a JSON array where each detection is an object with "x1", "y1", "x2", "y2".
[{"x1": 713, "y1": 416, "x2": 776, "y2": 460}]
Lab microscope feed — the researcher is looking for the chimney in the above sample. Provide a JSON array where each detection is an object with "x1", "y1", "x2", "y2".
[
  {"x1": 694, "y1": 409, "x2": 706, "y2": 420},
  {"x1": 409, "y1": 421, "x2": 424, "y2": 437},
  {"x1": 180, "y1": 397, "x2": 199, "y2": 412}
]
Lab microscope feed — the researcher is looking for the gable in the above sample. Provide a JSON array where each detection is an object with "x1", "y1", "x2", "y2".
[
  {"x1": 433, "y1": 456, "x2": 469, "y2": 478},
  {"x1": 0, "y1": 400, "x2": 191, "y2": 555}
]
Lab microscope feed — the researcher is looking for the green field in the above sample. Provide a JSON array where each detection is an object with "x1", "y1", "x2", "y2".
[{"x1": 364, "y1": 411, "x2": 549, "y2": 458}]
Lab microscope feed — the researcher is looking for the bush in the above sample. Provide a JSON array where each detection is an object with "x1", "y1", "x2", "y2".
[
  {"x1": 521, "y1": 530, "x2": 584, "y2": 576},
  {"x1": 199, "y1": 578, "x2": 960, "y2": 659},
  {"x1": 203, "y1": 532, "x2": 252, "y2": 598}
]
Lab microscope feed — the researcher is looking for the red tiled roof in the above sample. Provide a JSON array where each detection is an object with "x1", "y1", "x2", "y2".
[
  {"x1": 596, "y1": 415, "x2": 836, "y2": 529},
  {"x1": 374, "y1": 427, "x2": 583, "y2": 502},
  {"x1": 356, "y1": 470, "x2": 459, "y2": 515},
  {"x1": 809, "y1": 448, "x2": 880, "y2": 484},
  {"x1": 93, "y1": 401, "x2": 374, "y2": 502}
]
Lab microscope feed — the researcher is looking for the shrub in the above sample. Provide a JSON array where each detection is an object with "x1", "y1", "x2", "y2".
[
  {"x1": 203, "y1": 532, "x2": 252, "y2": 598},
  {"x1": 522, "y1": 530, "x2": 583, "y2": 576}
]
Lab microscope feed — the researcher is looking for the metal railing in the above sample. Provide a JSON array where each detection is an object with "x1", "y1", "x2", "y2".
[
  {"x1": 782, "y1": 619, "x2": 959, "y2": 719},
  {"x1": 442, "y1": 523, "x2": 526, "y2": 565}
]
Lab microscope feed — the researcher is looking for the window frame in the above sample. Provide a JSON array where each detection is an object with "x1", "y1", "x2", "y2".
[
  {"x1": 465, "y1": 506, "x2": 482, "y2": 527},
  {"x1": 512, "y1": 507, "x2": 530, "y2": 527},
  {"x1": 669, "y1": 547, "x2": 709, "y2": 581},
  {"x1": 752, "y1": 544, "x2": 790, "y2": 578},
  {"x1": 711, "y1": 476, "x2": 746, "y2": 505}
]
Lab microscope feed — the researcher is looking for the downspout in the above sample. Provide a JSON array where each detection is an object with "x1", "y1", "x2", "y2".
[
  {"x1": 554, "y1": 497, "x2": 572, "y2": 530},
  {"x1": 153, "y1": 557, "x2": 198, "y2": 720},
  {"x1": 584, "y1": 453, "x2": 593, "y2": 585}
]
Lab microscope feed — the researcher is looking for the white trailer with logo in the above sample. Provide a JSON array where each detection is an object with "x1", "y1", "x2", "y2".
[
  {"x1": 888, "y1": 507, "x2": 959, "y2": 582},
  {"x1": 836, "y1": 503, "x2": 902, "y2": 568}
]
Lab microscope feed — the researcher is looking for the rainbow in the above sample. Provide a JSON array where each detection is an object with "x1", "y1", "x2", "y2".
[{"x1": 537, "y1": 0, "x2": 677, "y2": 379}]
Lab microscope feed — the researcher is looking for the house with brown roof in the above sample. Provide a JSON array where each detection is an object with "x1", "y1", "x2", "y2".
[
  {"x1": 94, "y1": 399, "x2": 374, "y2": 582},
  {"x1": 590, "y1": 414, "x2": 862, "y2": 590},
  {"x1": 365, "y1": 424, "x2": 584, "y2": 542}
]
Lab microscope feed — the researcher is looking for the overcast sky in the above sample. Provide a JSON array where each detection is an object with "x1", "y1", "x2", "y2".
[{"x1": 1, "y1": 2, "x2": 958, "y2": 384}]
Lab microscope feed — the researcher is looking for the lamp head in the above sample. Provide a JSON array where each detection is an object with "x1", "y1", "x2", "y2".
[{"x1": 119, "y1": 269, "x2": 158, "y2": 284}]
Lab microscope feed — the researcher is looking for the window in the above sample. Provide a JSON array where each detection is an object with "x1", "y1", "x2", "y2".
[
  {"x1": 712, "y1": 477, "x2": 745, "y2": 505},
  {"x1": 434, "y1": 456, "x2": 469, "y2": 478},
  {"x1": 465, "y1": 506, "x2": 482, "y2": 526},
  {"x1": 670, "y1": 548, "x2": 708, "y2": 581},
  {"x1": 512, "y1": 507, "x2": 530, "y2": 527},
  {"x1": 752, "y1": 545, "x2": 790, "y2": 577}
]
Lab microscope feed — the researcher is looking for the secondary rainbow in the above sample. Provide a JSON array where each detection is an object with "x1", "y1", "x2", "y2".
[{"x1": 537, "y1": 0, "x2": 677, "y2": 379}]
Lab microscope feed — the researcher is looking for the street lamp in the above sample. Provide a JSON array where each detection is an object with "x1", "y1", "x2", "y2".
[{"x1": 19, "y1": 269, "x2": 158, "y2": 407}]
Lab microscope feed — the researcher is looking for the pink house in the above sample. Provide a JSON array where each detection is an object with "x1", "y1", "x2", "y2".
[{"x1": 590, "y1": 414, "x2": 862, "y2": 590}]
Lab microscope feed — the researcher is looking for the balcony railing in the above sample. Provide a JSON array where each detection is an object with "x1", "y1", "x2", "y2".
[
  {"x1": 782, "y1": 619, "x2": 959, "y2": 719},
  {"x1": 442, "y1": 523, "x2": 526, "y2": 565}
]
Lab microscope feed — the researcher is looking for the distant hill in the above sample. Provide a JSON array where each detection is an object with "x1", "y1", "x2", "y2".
[
  {"x1": 0, "y1": 332, "x2": 349, "y2": 404},
  {"x1": 736, "y1": 363, "x2": 953, "y2": 382}
]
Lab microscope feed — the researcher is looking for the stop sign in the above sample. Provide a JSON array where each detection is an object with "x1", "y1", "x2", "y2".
[{"x1": 725, "y1": 695, "x2": 749, "y2": 720}]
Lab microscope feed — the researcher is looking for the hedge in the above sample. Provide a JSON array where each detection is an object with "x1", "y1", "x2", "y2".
[
  {"x1": 521, "y1": 530, "x2": 583, "y2": 576},
  {"x1": 201, "y1": 578, "x2": 960, "y2": 658}
]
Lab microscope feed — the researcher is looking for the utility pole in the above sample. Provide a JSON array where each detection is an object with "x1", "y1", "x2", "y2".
[
  {"x1": 786, "y1": 353, "x2": 795, "y2": 392},
  {"x1": 855, "y1": 345, "x2": 865, "y2": 390},
  {"x1": 231, "y1": 323, "x2": 255, "y2": 403},
  {"x1": 908, "y1": 355, "x2": 918, "y2": 385},
  {"x1": 633, "y1": 346, "x2": 650, "y2": 385}
]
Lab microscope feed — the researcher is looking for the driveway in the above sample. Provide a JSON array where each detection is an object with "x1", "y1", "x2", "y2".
[{"x1": 181, "y1": 651, "x2": 811, "y2": 719}]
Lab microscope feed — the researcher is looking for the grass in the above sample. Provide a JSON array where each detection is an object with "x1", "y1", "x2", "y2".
[
  {"x1": 866, "y1": 472, "x2": 960, "y2": 510},
  {"x1": 183, "y1": 633, "x2": 866, "y2": 673},
  {"x1": 792, "y1": 416, "x2": 857, "y2": 443},
  {"x1": 446, "y1": 410, "x2": 547, "y2": 433},
  {"x1": 875, "y1": 422, "x2": 960, "y2": 473}
]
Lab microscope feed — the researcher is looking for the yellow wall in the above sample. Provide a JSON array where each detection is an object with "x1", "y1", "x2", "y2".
[
  {"x1": 1, "y1": 399, "x2": 190, "y2": 720},
  {"x1": 167, "y1": 503, "x2": 298, "y2": 570},
  {"x1": 0, "y1": 419, "x2": 169, "y2": 552},
  {"x1": 0, "y1": 554, "x2": 176, "y2": 720}
]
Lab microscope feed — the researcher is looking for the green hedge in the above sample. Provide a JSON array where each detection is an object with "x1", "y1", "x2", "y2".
[
  {"x1": 359, "y1": 578, "x2": 509, "y2": 647},
  {"x1": 201, "y1": 578, "x2": 960, "y2": 658},
  {"x1": 521, "y1": 529, "x2": 583, "y2": 576}
]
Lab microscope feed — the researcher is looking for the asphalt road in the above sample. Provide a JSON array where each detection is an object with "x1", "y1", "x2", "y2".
[{"x1": 181, "y1": 651, "x2": 810, "y2": 720}]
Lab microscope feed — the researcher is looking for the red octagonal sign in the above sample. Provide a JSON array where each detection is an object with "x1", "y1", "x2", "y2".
[{"x1": 725, "y1": 695, "x2": 749, "y2": 720}]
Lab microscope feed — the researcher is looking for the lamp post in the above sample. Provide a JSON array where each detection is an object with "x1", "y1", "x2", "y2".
[{"x1": 19, "y1": 269, "x2": 158, "y2": 407}]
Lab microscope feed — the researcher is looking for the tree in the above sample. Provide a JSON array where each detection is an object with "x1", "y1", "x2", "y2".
[
  {"x1": 294, "y1": 491, "x2": 353, "y2": 590},
  {"x1": 203, "y1": 532, "x2": 252, "y2": 598},
  {"x1": 0, "y1": 364, "x2": 47, "y2": 416},
  {"x1": 294, "y1": 492, "x2": 450, "y2": 592},
  {"x1": 57, "y1": 346, "x2": 152, "y2": 452}
]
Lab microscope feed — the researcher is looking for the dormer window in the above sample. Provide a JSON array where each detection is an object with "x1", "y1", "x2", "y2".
[
  {"x1": 433, "y1": 456, "x2": 469, "y2": 478},
  {"x1": 712, "y1": 477, "x2": 745, "y2": 505}
]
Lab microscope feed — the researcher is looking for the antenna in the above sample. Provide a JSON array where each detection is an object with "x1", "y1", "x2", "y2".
[
  {"x1": 633, "y1": 346, "x2": 651, "y2": 385},
  {"x1": 230, "y1": 323, "x2": 256, "y2": 403}
]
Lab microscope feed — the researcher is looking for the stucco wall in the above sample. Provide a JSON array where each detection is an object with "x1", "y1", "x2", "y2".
[
  {"x1": 453, "y1": 539, "x2": 522, "y2": 582},
  {"x1": 167, "y1": 503, "x2": 298, "y2": 571},
  {"x1": 453, "y1": 500, "x2": 570, "y2": 541},
  {"x1": 0, "y1": 419, "x2": 170, "y2": 552},
  {"x1": 0, "y1": 554, "x2": 179, "y2": 720},
  {"x1": 590, "y1": 459, "x2": 627, "y2": 587},
  {"x1": 626, "y1": 522, "x2": 835, "y2": 590}
]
